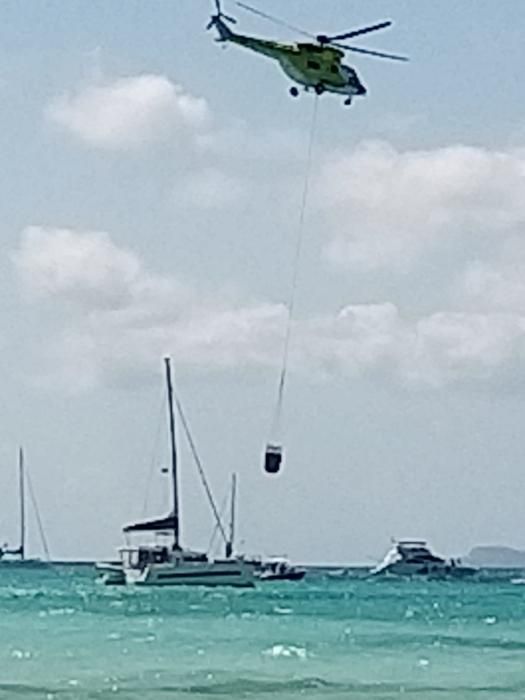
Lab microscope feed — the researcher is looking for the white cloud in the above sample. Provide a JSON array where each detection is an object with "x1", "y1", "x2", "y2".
[
  {"x1": 12, "y1": 227, "x2": 143, "y2": 309},
  {"x1": 318, "y1": 141, "x2": 525, "y2": 271},
  {"x1": 297, "y1": 305, "x2": 525, "y2": 388},
  {"x1": 12, "y1": 227, "x2": 285, "y2": 390},
  {"x1": 460, "y1": 250, "x2": 525, "y2": 314},
  {"x1": 46, "y1": 75, "x2": 210, "y2": 150},
  {"x1": 408, "y1": 311, "x2": 525, "y2": 387},
  {"x1": 13, "y1": 226, "x2": 525, "y2": 392},
  {"x1": 298, "y1": 303, "x2": 408, "y2": 376}
]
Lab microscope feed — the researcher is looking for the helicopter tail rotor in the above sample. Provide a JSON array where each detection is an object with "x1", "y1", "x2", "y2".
[{"x1": 206, "y1": 0, "x2": 237, "y2": 31}]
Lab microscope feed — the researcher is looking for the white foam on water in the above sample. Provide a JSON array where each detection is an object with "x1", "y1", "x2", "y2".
[
  {"x1": 263, "y1": 644, "x2": 308, "y2": 659},
  {"x1": 273, "y1": 606, "x2": 293, "y2": 615}
]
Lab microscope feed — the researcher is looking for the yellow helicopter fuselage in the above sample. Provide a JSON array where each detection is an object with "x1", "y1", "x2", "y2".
[
  {"x1": 279, "y1": 43, "x2": 348, "y2": 90},
  {"x1": 214, "y1": 20, "x2": 366, "y2": 99}
]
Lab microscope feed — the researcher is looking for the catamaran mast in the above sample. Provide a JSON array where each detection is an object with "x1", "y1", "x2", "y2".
[
  {"x1": 226, "y1": 473, "x2": 236, "y2": 559},
  {"x1": 19, "y1": 447, "x2": 25, "y2": 561},
  {"x1": 164, "y1": 357, "x2": 180, "y2": 550}
]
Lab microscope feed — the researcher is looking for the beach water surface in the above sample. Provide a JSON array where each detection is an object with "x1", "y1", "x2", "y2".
[{"x1": 1, "y1": 566, "x2": 525, "y2": 699}]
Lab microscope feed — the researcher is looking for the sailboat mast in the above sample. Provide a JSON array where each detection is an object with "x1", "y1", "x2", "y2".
[
  {"x1": 226, "y1": 473, "x2": 236, "y2": 559},
  {"x1": 164, "y1": 357, "x2": 180, "y2": 550},
  {"x1": 19, "y1": 447, "x2": 25, "y2": 561}
]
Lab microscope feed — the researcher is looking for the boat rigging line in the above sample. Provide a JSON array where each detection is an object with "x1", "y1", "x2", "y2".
[
  {"x1": 26, "y1": 468, "x2": 51, "y2": 563},
  {"x1": 174, "y1": 393, "x2": 229, "y2": 546},
  {"x1": 264, "y1": 95, "x2": 320, "y2": 475},
  {"x1": 206, "y1": 482, "x2": 230, "y2": 556}
]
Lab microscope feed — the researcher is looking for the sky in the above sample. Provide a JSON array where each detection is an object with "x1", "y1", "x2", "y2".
[{"x1": 1, "y1": 0, "x2": 525, "y2": 564}]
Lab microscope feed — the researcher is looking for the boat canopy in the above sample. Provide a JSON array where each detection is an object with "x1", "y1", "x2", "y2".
[
  {"x1": 398, "y1": 540, "x2": 428, "y2": 547},
  {"x1": 123, "y1": 514, "x2": 176, "y2": 533}
]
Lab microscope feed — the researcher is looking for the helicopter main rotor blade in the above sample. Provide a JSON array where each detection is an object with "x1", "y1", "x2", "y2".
[
  {"x1": 320, "y1": 21, "x2": 392, "y2": 43},
  {"x1": 235, "y1": 1, "x2": 314, "y2": 39},
  {"x1": 334, "y1": 43, "x2": 408, "y2": 61}
]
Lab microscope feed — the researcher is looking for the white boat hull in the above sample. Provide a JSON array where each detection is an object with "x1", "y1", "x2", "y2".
[
  {"x1": 371, "y1": 541, "x2": 478, "y2": 579},
  {"x1": 373, "y1": 562, "x2": 477, "y2": 578},
  {"x1": 123, "y1": 559, "x2": 254, "y2": 587},
  {"x1": 96, "y1": 562, "x2": 126, "y2": 585}
]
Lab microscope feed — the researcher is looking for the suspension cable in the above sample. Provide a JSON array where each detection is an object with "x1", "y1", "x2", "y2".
[{"x1": 270, "y1": 95, "x2": 320, "y2": 442}]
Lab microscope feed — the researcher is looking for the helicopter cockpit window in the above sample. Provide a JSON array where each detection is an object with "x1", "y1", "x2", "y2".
[
  {"x1": 330, "y1": 65, "x2": 339, "y2": 74},
  {"x1": 307, "y1": 60, "x2": 321, "y2": 70}
]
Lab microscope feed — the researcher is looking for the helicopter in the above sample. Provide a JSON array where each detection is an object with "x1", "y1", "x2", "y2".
[{"x1": 207, "y1": 1, "x2": 408, "y2": 106}]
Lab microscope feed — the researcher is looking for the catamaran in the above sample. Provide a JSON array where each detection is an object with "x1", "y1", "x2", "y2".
[{"x1": 97, "y1": 358, "x2": 254, "y2": 587}]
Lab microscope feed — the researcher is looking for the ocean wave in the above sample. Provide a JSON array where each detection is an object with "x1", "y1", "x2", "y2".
[{"x1": 3, "y1": 677, "x2": 525, "y2": 698}]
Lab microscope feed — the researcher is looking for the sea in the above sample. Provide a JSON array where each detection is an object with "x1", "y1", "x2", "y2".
[{"x1": 2, "y1": 565, "x2": 525, "y2": 699}]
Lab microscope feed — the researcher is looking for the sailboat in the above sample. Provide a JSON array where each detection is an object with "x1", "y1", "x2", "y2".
[
  {"x1": 0, "y1": 448, "x2": 48, "y2": 567},
  {"x1": 98, "y1": 358, "x2": 254, "y2": 587}
]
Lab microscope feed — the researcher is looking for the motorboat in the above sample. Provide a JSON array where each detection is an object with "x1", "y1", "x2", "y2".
[
  {"x1": 370, "y1": 540, "x2": 477, "y2": 578},
  {"x1": 258, "y1": 557, "x2": 306, "y2": 582},
  {"x1": 97, "y1": 358, "x2": 254, "y2": 588}
]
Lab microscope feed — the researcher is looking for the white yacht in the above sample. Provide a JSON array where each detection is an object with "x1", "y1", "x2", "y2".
[
  {"x1": 370, "y1": 540, "x2": 477, "y2": 578},
  {"x1": 97, "y1": 358, "x2": 254, "y2": 588}
]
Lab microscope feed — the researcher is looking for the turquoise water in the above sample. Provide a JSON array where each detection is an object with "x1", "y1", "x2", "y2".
[{"x1": 2, "y1": 566, "x2": 525, "y2": 699}]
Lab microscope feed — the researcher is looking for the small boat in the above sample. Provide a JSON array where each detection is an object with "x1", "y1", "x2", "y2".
[
  {"x1": 258, "y1": 557, "x2": 306, "y2": 582},
  {"x1": 370, "y1": 539, "x2": 477, "y2": 578},
  {"x1": 0, "y1": 448, "x2": 49, "y2": 567},
  {"x1": 97, "y1": 358, "x2": 254, "y2": 588},
  {"x1": 221, "y1": 475, "x2": 305, "y2": 583}
]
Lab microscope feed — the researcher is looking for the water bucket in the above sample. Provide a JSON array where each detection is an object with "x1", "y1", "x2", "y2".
[{"x1": 264, "y1": 444, "x2": 283, "y2": 474}]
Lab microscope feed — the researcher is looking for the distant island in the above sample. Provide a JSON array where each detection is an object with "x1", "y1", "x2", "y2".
[{"x1": 465, "y1": 546, "x2": 525, "y2": 568}]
